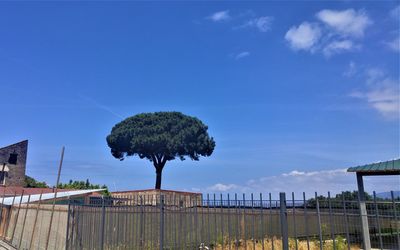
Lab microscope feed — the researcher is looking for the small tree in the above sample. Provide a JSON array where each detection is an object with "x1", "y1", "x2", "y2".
[{"x1": 106, "y1": 112, "x2": 215, "y2": 189}]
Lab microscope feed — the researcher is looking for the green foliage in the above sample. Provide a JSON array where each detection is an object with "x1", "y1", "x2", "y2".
[
  {"x1": 24, "y1": 175, "x2": 48, "y2": 188},
  {"x1": 106, "y1": 112, "x2": 215, "y2": 189},
  {"x1": 322, "y1": 236, "x2": 349, "y2": 250},
  {"x1": 57, "y1": 179, "x2": 110, "y2": 196},
  {"x1": 106, "y1": 112, "x2": 215, "y2": 162},
  {"x1": 306, "y1": 190, "x2": 373, "y2": 207}
]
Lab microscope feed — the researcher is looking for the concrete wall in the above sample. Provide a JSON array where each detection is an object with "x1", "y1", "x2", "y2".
[
  {"x1": 0, "y1": 141, "x2": 28, "y2": 187},
  {"x1": 0, "y1": 204, "x2": 68, "y2": 250}
]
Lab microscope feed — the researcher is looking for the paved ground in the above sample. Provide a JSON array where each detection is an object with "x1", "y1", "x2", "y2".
[{"x1": 0, "y1": 240, "x2": 16, "y2": 250}]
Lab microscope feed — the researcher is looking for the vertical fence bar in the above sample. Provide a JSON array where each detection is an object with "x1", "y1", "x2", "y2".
[
  {"x1": 29, "y1": 191, "x2": 42, "y2": 250},
  {"x1": 220, "y1": 193, "x2": 224, "y2": 250},
  {"x1": 213, "y1": 193, "x2": 217, "y2": 247},
  {"x1": 195, "y1": 195, "x2": 199, "y2": 248},
  {"x1": 140, "y1": 196, "x2": 144, "y2": 249},
  {"x1": 292, "y1": 192, "x2": 298, "y2": 250},
  {"x1": 279, "y1": 192, "x2": 289, "y2": 250},
  {"x1": 269, "y1": 193, "x2": 274, "y2": 250},
  {"x1": 18, "y1": 194, "x2": 30, "y2": 249},
  {"x1": 45, "y1": 146, "x2": 65, "y2": 250},
  {"x1": 4, "y1": 192, "x2": 16, "y2": 239},
  {"x1": 159, "y1": 194, "x2": 164, "y2": 250},
  {"x1": 11, "y1": 190, "x2": 24, "y2": 243},
  {"x1": 0, "y1": 188, "x2": 6, "y2": 237},
  {"x1": 100, "y1": 196, "x2": 105, "y2": 250},
  {"x1": 243, "y1": 193, "x2": 247, "y2": 250},
  {"x1": 207, "y1": 193, "x2": 211, "y2": 247},
  {"x1": 373, "y1": 191, "x2": 383, "y2": 250},
  {"x1": 235, "y1": 193, "x2": 239, "y2": 250},
  {"x1": 315, "y1": 192, "x2": 323, "y2": 250},
  {"x1": 189, "y1": 195, "x2": 193, "y2": 248},
  {"x1": 303, "y1": 192, "x2": 310, "y2": 250},
  {"x1": 251, "y1": 193, "x2": 255, "y2": 250},
  {"x1": 260, "y1": 193, "x2": 264, "y2": 250},
  {"x1": 341, "y1": 192, "x2": 351, "y2": 250},
  {"x1": 391, "y1": 191, "x2": 400, "y2": 250},
  {"x1": 65, "y1": 196, "x2": 71, "y2": 250},
  {"x1": 227, "y1": 193, "x2": 231, "y2": 250},
  {"x1": 328, "y1": 192, "x2": 336, "y2": 250}
]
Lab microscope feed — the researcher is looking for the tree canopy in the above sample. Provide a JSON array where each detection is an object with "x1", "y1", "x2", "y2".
[
  {"x1": 57, "y1": 179, "x2": 110, "y2": 196},
  {"x1": 106, "y1": 112, "x2": 215, "y2": 189},
  {"x1": 24, "y1": 176, "x2": 48, "y2": 188}
]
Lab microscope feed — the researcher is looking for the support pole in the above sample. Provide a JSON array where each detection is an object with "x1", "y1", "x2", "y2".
[
  {"x1": 45, "y1": 146, "x2": 65, "y2": 250},
  {"x1": 159, "y1": 194, "x2": 164, "y2": 250},
  {"x1": 357, "y1": 173, "x2": 371, "y2": 250},
  {"x1": 279, "y1": 192, "x2": 289, "y2": 250},
  {"x1": 100, "y1": 196, "x2": 105, "y2": 250}
]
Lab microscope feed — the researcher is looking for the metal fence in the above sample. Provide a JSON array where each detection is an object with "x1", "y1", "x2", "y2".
[
  {"x1": 66, "y1": 191, "x2": 399, "y2": 250},
  {"x1": 0, "y1": 191, "x2": 399, "y2": 250}
]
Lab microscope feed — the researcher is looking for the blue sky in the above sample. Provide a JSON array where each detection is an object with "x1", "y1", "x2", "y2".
[{"x1": 0, "y1": 1, "x2": 399, "y2": 196}]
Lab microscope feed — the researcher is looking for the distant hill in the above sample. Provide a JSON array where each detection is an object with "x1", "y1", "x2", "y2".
[{"x1": 376, "y1": 191, "x2": 400, "y2": 199}]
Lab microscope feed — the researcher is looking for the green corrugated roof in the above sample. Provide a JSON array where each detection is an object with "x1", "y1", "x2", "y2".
[{"x1": 347, "y1": 158, "x2": 400, "y2": 173}]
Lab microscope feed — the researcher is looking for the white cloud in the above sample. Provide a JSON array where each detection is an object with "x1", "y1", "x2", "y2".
[
  {"x1": 350, "y1": 68, "x2": 400, "y2": 119},
  {"x1": 202, "y1": 167, "x2": 400, "y2": 197},
  {"x1": 207, "y1": 183, "x2": 238, "y2": 192},
  {"x1": 242, "y1": 16, "x2": 273, "y2": 32},
  {"x1": 285, "y1": 9, "x2": 372, "y2": 57},
  {"x1": 285, "y1": 22, "x2": 321, "y2": 51},
  {"x1": 234, "y1": 51, "x2": 250, "y2": 60},
  {"x1": 208, "y1": 10, "x2": 231, "y2": 22},
  {"x1": 323, "y1": 40, "x2": 359, "y2": 57},
  {"x1": 316, "y1": 9, "x2": 372, "y2": 38}
]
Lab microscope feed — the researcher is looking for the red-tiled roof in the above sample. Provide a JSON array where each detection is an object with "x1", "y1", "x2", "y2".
[
  {"x1": 111, "y1": 189, "x2": 201, "y2": 195},
  {"x1": 0, "y1": 186, "x2": 75, "y2": 196}
]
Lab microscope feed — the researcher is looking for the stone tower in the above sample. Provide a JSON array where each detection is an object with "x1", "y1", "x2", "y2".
[{"x1": 0, "y1": 140, "x2": 28, "y2": 187}]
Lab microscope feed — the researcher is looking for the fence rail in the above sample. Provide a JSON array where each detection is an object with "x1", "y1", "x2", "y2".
[{"x1": 0, "y1": 191, "x2": 399, "y2": 250}]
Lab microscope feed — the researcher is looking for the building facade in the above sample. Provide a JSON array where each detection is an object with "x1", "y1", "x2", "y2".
[
  {"x1": 111, "y1": 189, "x2": 203, "y2": 206},
  {"x1": 0, "y1": 140, "x2": 28, "y2": 187}
]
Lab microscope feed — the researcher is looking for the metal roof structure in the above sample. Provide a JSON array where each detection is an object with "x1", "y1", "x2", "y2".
[
  {"x1": 0, "y1": 189, "x2": 104, "y2": 205},
  {"x1": 347, "y1": 158, "x2": 399, "y2": 249},
  {"x1": 347, "y1": 158, "x2": 400, "y2": 175}
]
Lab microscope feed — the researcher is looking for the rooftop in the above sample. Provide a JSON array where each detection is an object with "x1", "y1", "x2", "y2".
[{"x1": 347, "y1": 158, "x2": 400, "y2": 175}]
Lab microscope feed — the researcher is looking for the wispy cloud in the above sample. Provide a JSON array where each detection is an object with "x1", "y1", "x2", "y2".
[
  {"x1": 78, "y1": 94, "x2": 124, "y2": 119},
  {"x1": 385, "y1": 36, "x2": 400, "y2": 52},
  {"x1": 350, "y1": 68, "x2": 400, "y2": 119},
  {"x1": 238, "y1": 16, "x2": 273, "y2": 32},
  {"x1": 390, "y1": 5, "x2": 400, "y2": 20},
  {"x1": 200, "y1": 167, "x2": 400, "y2": 197},
  {"x1": 323, "y1": 40, "x2": 359, "y2": 57},
  {"x1": 316, "y1": 9, "x2": 372, "y2": 38},
  {"x1": 234, "y1": 51, "x2": 250, "y2": 60},
  {"x1": 285, "y1": 22, "x2": 321, "y2": 51},
  {"x1": 285, "y1": 9, "x2": 371, "y2": 57},
  {"x1": 207, "y1": 10, "x2": 231, "y2": 22}
]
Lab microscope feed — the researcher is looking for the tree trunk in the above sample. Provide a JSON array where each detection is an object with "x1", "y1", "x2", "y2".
[{"x1": 155, "y1": 168, "x2": 162, "y2": 189}]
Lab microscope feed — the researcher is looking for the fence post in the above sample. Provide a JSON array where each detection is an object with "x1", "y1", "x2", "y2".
[
  {"x1": 373, "y1": 191, "x2": 383, "y2": 250},
  {"x1": 100, "y1": 196, "x2": 105, "y2": 250},
  {"x1": 357, "y1": 173, "x2": 371, "y2": 250},
  {"x1": 279, "y1": 192, "x2": 289, "y2": 250},
  {"x1": 315, "y1": 192, "x2": 323, "y2": 250},
  {"x1": 391, "y1": 191, "x2": 400, "y2": 250},
  {"x1": 159, "y1": 194, "x2": 164, "y2": 250},
  {"x1": 65, "y1": 196, "x2": 71, "y2": 250}
]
